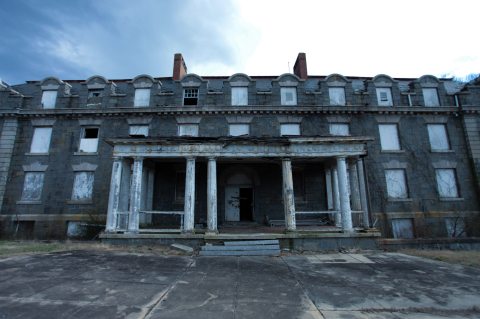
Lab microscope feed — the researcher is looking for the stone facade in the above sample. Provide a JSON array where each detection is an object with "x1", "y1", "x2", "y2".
[{"x1": 0, "y1": 53, "x2": 479, "y2": 239}]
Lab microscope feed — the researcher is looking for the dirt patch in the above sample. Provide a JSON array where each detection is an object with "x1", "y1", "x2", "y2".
[{"x1": 401, "y1": 249, "x2": 480, "y2": 268}]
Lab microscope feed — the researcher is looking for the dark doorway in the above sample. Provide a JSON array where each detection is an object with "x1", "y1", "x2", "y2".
[{"x1": 239, "y1": 188, "x2": 253, "y2": 221}]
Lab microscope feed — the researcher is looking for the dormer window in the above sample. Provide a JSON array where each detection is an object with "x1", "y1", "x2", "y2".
[
  {"x1": 423, "y1": 88, "x2": 440, "y2": 107},
  {"x1": 231, "y1": 87, "x2": 248, "y2": 106},
  {"x1": 376, "y1": 88, "x2": 393, "y2": 106},
  {"x1": 88, "y1": 89, "x2": 103, "y2": 98},
  {"x1": 183, "y1": 88, "x2": 198, "y2": 105},
  {"x1": 134, "y1": 88, "x2": 151, "y2": 107},
  {"x1": 41, "y1": 91, "x2": 57, "y2": 109},
  {"x1": 281, "y1": 87, "x2": 297, "y2": 105},
  {"x1": 329, "y1": 88, "x2": 346, "y2": 106}
]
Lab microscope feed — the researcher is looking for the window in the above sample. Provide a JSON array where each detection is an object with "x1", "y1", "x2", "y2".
[
  {"x1": 436, "y1": 168, "x2": 459, "y2": 198},
  {"x1": 21, "y1": 172, "x2": 45, "y2": 201},
  {"x1": 329, "y1": 87, "x2": 346, "y2": 106},
  {"x1": 385, "y1": 169, "x2": 408, "y2": 199},
  {"x1": 445, "y1": 217, "x2": 466, "y2": 238},
  {"x1": 41, "y1": 91, "x2": 57, "y2": 109},
  {"x1": 423, "y1": 88, "x2": 440, "y2": 107},
  {"x1": 183, "y1": 88, "x2": 198, "y2": 105},
  {"x1": 329, "y1": 123, "x2": 349, "y2": 136},
  {"x1": 392, "y1": 219, "x2": 414, "y2": 239},
  {"x1": 280, "y1": 87, "x2": 297, "y2": 105},
  {"x1": 229, "y1": 124, "x2": 249, "y2": 136},
  {"x1": 88, "y1": 89, "x2": 103, "y2": 98},
  {"x1": 30, "y1": 127, "x2": 52, "y2": 153},
  {"x1": 175, "y1": 171, "x2": 186, "y2": 202},
  {"x1": 178, "y1": 124, "x2": 199, "y2": 137},
  {"x1": 79, "y1": 128, "x2": 99, "y2": 153},
  {"x1": 129, "y1": 125, "x2": 149, "y2": 137},
  {"x1": 376, "y1": 88, "x2": 393, "y2": 106},
  {"x1": 231, "y1": 87, "x2": 248, "y2": 106},
  {"x1": 134, "y1": 88, "x2": 151, "y2": 107},
  {"x1": 378, "y1": 124, "x2": 401, "y2": 151},
  {"x1": 427, "y1": 124, "x2": 450, "y2": 151},
  {"x1": 71, "y1": 172, "x2": 94, "y2": 201},
  {"x1": 280, "y1": 123, "x2": 300, "y2": 136}
]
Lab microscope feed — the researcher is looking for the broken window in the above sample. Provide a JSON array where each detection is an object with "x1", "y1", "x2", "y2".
[
  {"x1": 329, "y1": 123, "x2": 349, "y2": 136},
  {"x1": 392, "y1": 218, "x2": 414, "y2": 238},
  {"x1": 427, "y1": 124, "x2": 450, "y2": 151},
  {"x1": 280, "y1": 123, "x2": 300, "y2": 136},
  {"x1": 175, "y1": 171, "x2": 186, "y2": 202},
  {"x1": 378, "y1": 124, "x2": 401, "y2": 151},
  {"x1": 41, "y1": 90, "x2": 57, "y2": 109},
  {"x1": 436, "y1": 168, "x2": 459, "y2": 198},
  {"x1": 21, "y1": 172, "x2": 45, "y2": 201},
  {"x1": 385, "y1": 169, "x2": 408, "y2": 199},
  {"x1": 79, "y1": 127, "x2": 99, "y2": 153},
  {"x1": 71, "y1": 172, "x2": 94, "y2": 201},
  {"x1": 231, "y1": 87, "x2": 248, "y2": 106},
  {"x1": 129, "y1": 125, "x2": 149, "y2": 137},
  {"x1": 229, "y1": 124, "x2": 249, "y2": 136},
  {"x1": 423, "y1": 88, "x2": 440, "y2": 107},
  {"x1": 376, "y1": 88, "x2": 393, "y2": 106},
  {"x1": 30, "y1": 127, "x2": 52, "y2": 153},
  {"x1": 328, "y1": 87, "x2": 346, "y2": 106},
  {"x1": 134, "y1": 88, "x2": 151, "y2": 107},
  {"x1": 183, "y1": 88, "x2": 198, "y2": 106},
  {"x1": 178, "y1": 124, "x2": 199, "y2": 137},
  {"x1": 280, "y1": 87, "x2": 297, "y2": 105}
]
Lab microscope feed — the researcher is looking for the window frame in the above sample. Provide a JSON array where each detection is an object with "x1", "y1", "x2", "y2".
[
  {"x1": 30, "y1": 127, "x2": 53, "y2": 154},
  {"x1": 133, "y1": 88, "x2": 151, "y2": 107},
  {"x1": 183, "y1": 88, "x2": 199, "y2": 106},
  {"x1": 41, "y1": 90, "x2": 57, "y2": 109},
  {"x1": 328, "y1": 87, "x2": 346, "y2": 106},
  {"x1": 21, "y1": 172, "x2": 45, "y2": 202},
  {"x1": 78, "y1": 127, "x2": 100, "y2": 153},
  {"x1": 231, "y1": 87, "x2": 248, "y2": 106},
  {"x1": 71, "y1": 171, "x2": 95, "y2": 201},
  {"x1": 280, "y1": 87, "x2": 297, "y2": 106},
  {"x1": 422, "y1": 88, "x2": 440, "y2": 107},
  {"x1": 376, "y1": 87, "x2": 393, "y2": 107},
  {"x1": 378, "y1": 124, "x2": 401, "y2": 151},
  {"x1": 427, "y1": 124, "x2": 450, "y2": 152},
  {"x1": 280, "y1": 123, "x2": 301, "y2": 136},
  {"x1": 435, "y1": 168, "x2": 460, "y2": 199},
  {"x1": 384, "y1": 169, "x2": 409, "y2": 199}
]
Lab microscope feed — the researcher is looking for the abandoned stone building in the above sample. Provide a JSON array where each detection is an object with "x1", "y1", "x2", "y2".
[{"x1": 1, "y1": 52, "x2": 479, "y2": 244}]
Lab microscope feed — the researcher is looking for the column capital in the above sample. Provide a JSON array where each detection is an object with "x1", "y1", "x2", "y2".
[
  {"x1": 133, "y1": 156, "x2": 144, "y2": 162},
  {"x1": 186, "y1": 156, "x2": 196, "y2": 161},
  {"x1": 282, "y1": 157, "x2": 292, "y2": 162},
  {"x1": 336, "y1": 156, "x2": 347, "y2": 161},
  {"x1": 207, "y1": 156, "x2": 216, "y2": 161},
  {"x1": 112, "y1": 156, "x2": 122, "y2": 161}
]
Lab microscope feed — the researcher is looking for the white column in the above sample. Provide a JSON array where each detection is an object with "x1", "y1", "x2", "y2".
[
  {"x1": 325, "y1": 169, "x2": 333, "y2": 210},
  {"x1": 183, "y1": 157, "x2": 196, "y2": 232},
  {"x1": 337, "y1": 157, "x2": 353, "y2": 232},
  {"x1": 349, "y1": 160, "x2": 362, "y2": 211},
  {"x1": 282, "y1": 158, "x2": 296, "y2": 231},
  {"x1": 207, "y1": 157, "x2": 218, "y2": 233},
  {"x1": 106, "y1": 157, "x2": 123, "y2": 232},
  {"x1": 332, "y1": 168, "x2": 342, "y2": 227},
  {"x1": 357, "y1": 158, "x2": 370, "y2": 228},
  {"x1": 128, "y1": 157, "x2": 144, "y2": 232}
]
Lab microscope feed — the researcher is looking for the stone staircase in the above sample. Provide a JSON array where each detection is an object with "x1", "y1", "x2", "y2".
[{"x1": 199, "y1": 239, "x2": 281, "y2": 256}]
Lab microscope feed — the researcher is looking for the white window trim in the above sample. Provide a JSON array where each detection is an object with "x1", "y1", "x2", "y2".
[
  {"x1": 280, "y1": 87, "x2": 297, "y2": 106},
  {"x1": 29, "y1": 127, "x2": 52, "y2": 155},
  {"x1": 134, "y1": 88, "x2": 151, "y2": 107},
  {"x1": 41, "y1": 90, "x2": 57, "y2": 109},
  {"x1": 376, "y1": 87, "x2": 393, "y2": 107},
  {"x1": 280, "y1": 123, "x2": 301, "y2": 136},
  {"x1": 231, "y1": 87, "x2": 248, "y2": 106},
  {"x1": 378, "y1": 124, "x2": 401, "y2": 151},
  {"x1": 427, "y1": 124, "x2": 450, "y2": 152},
  {"x1": 328, "y1": 87, "x2": 346, "y2": 106}
]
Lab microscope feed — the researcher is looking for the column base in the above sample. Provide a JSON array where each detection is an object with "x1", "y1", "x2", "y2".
[
  {"x1": 205, "y1": 230, "x2": 219, "y2": 236},
  {"x1": 342, "y1": 228, "x2": 355, "y2": 234}
]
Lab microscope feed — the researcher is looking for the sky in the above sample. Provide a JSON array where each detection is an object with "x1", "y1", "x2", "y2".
[{"x1": 1, "y1": 0, "x2": 479, "y2": 85}]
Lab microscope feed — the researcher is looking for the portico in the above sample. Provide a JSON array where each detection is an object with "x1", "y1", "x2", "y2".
[{"x1": 105, "y1": 136, "x2": 373, "y2": 235}]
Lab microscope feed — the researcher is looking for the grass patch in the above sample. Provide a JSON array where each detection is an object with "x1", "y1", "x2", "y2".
[
  {"x1": 0, "y1": 241, "x2": 68, "y2": 256},
  {"x1": 401, "y1": 249, "x2": 480, "y2": 268}
]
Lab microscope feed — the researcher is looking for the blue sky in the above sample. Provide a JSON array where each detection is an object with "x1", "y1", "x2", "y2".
[{"x1": 1, "y1": 0, "x2": 478, "y2": 84}]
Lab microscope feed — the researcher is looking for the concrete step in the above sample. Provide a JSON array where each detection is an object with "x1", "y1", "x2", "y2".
[
  {"x1": 224, "y1": 239, "x2": 279, "y2": 246},
  {"x1": 199, "y1": 249, "x2": 281, "y2": 256},
  {"x1": 202, "y1": 244, "x2": 280, "y2": 251}
]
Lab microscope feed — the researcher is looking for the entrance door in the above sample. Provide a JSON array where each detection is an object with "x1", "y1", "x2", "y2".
[
  {"x1": 225, "y1": 186, "x2": 240, "y2": 221},
  {"x1": 239, "y1": 188, "x2": 253, "y2": 221}
]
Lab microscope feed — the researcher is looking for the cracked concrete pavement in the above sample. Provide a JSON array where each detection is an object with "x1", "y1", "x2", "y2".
[{"x1": 0, "y1": 250, "x2": 479, "y2": 318}]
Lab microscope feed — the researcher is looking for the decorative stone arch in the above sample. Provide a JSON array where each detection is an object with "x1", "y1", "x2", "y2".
[
  {"x1": 131, "y1": 74, "x2": 156, "y2": 88},
  {"x1": 84, "y1": 75, "x2": 109, "y2": 90},
  {"x1": 219, "y1": 165, "x2": 261, "y2": 187},
  {"x1": 228, "y1": 73, "x2": 252, "y2": 87},
  {"x1": 372, "y1": 74, "x2": 396, "y2": 87},
  {"x1": 40, "y1": 76, "x2": 64, "y2": 86},
  {"x1": 181, "y1": 73, "x2": 206, "y2": 87},
  {"x1": 325, "y1": 73, "x2": 349, "y2": 87},
  {"x1": 276, "y1": 73, "x2": 302, "y2": 86},
  {"x1": 39, "y1": 76, "x2": 71, "y2": 94},
  {"x1": 418, "y1": 75, "x2": 440, "y2": 88}
]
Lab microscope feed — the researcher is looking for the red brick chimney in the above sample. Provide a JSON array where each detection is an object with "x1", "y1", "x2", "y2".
[
  {"x1": 173, "y1": 53, "x2": 188, "y2": 80},
  {"x1": 293, "y1": 52, "x2": 308, "y2": 80}
]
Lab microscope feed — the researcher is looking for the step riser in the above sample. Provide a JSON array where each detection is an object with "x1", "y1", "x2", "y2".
[
  {"x1": 199, "y1": 250, "x2": 280, "y2": 256},
  {"x1": 224, "y1": 240, "x2": 279, "y2": 246},
  {"x1": 202, "y1": 245, "x2": 280, "y2": 251}
]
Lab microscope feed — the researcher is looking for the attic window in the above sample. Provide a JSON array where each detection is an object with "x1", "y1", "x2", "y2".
[
  {"x1": 183, "y1": 89, "x2": 198, "y2": 105},
  {"x1": 88, "y1": 89, "x2": 103, "y2": 98}
]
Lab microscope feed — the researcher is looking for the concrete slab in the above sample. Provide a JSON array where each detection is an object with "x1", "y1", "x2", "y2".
[{"x1": 0, "y1": 250, "x2": 479, "y2": 318}]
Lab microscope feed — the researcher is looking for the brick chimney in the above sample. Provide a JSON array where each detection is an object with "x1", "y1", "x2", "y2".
[
  {"x1": 293, "y1": 52, "x2": 308, "y2": 80},
  {"x1": 173, "y1": 53, "x2": 188, "y2": 80}
]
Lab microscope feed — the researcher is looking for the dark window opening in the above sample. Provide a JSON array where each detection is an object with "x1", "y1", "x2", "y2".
[
  {"x1": 293, "y1": 170, "x2": 305, "y2": 201},
  {"x1": 88, "y1": 89, "x2": 103, "y2": 98},
  {"x1": 83, "y1": 128, "x2": 99, "y2": 139},
  {"x1": 175, "y1": 171, "x2": 186, "y2": 202},
  {"x1": 183, "y1": 88, "x2": 198, "y2": 105},
  {"x1": 239, "y1": 188, "x2": 253, "y2": 221}
]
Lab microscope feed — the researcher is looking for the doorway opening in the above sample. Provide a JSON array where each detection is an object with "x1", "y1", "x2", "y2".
[{"x1": 239, "y1": 188, "x2": 253, "y2": 221}]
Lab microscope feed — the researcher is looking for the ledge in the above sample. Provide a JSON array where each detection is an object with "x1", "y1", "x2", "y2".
[
  {"x1": 66, "y1": 200, "x2": 93, "y2": 205},
  {"x1": 387, "y1": 198, "x2": 413, "y2": 202},
  {"x1": 73, "y1": 152, "x2": 98, "y2": 156},
  {"x1": 16, "y1": 200, "x2": 42, "y2": 205},
  {"x1": 430, "y1": 149, "x2": 455, "y2": 153},
  {"x1": 439, "y1": 197, "x2": 464, "y2": 202},
  {"x1": 380, "y1": 150, "x2": 406, "y2": 154},
  {"x1": 25, "y1": 152, "x2": 49, "y2": 156}
]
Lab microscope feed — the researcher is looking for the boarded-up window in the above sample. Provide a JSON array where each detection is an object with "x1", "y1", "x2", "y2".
[
  {"x1": 21, "y1": 172, "x2": 45, "y2": 201},
  {"x1": 30, "y1": 127, "x2": 52, "y2": 153},
  {"x1": 71, "y1": 172, "x2": 94, "y2": 200},
  {"x1": 427, "y1": 124, "x2": 450, "y2": 151},
  {"x1": 41, "y1": 91, "x2": 57, "y2": 109},
  {"x1": 423, "y1": 88, "x2": 440, "y2": 107},
  {"x1": 229, "y1": 124, "x2": 249, "y2": 136},
  {"x1": 329, "y1": 123, "x2": 349, "y2": 136},
  {"x1": 445, "y1": 217, "x2": 466, "y2": 238},
  {"x1": 280, "y1": 87, "x2": 297, "y2": 105},
  {"x1": 175, "y1": 171, "x2": 186, "y2": 202},
  {"x1": 129, "y1": 125, "x2": 149, "y2": 137},
  {"x1": 280, "y1": 123, "x2": 300, "y2": 136},
  {"x1": 183, "y1": 89, "x2": 198, "y2": 105},
  {"x1": 436, "y1": 169, "x2": 459, "y2": 198},
  {"x1": 392, "y1": 218, "x2": 414, "y2": 238},
  {"x1": 378, "y1": 124, "x2": 401, "y2": 150},
  {"x1": 178, "y1": 124, "x2": 199, "y2": 137},
  {"x1": 376, "y1": 88, "x2": 393, "y2": 106},
  {"x1": 385, "y1": 169, "x2": 408, "y2": 199},
  {"x1": 231, "y1": 87, "x2": 248, "y2": 106},
  {"x1": 79, "y1": 128, "x2": 99, "y2": 153},
  {"x1": 134, "y1": 88, "x2": 151, "y2": 107},
  {"x1": 329, "y1": 87, "x2": 346, "y2": 106}
]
